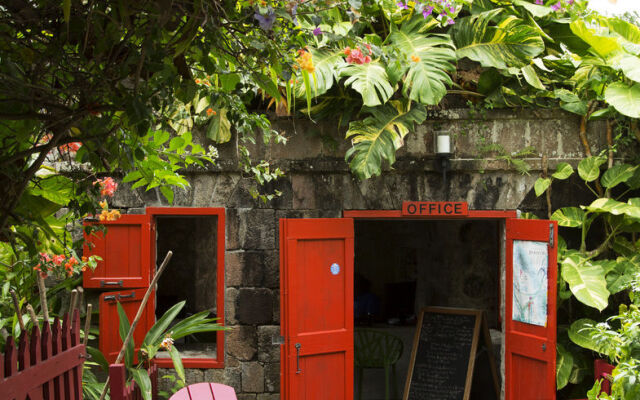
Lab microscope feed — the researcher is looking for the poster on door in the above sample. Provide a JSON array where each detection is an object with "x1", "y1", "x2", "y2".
[{"x1": 512, "y1": 240, "x2": 548, "y2": 327}]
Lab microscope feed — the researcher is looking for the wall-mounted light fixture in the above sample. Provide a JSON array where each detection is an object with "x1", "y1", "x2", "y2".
[{"x1": 435, "y1": 132, "x2": 452, "y2": 187}]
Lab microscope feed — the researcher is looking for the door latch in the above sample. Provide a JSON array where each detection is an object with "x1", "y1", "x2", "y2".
[
  {"x1": 295, "y1": 343, "x2": 302, "y2": 374},
  {"x1": 549, "y1": 223, "x2": 554, "y2": 248},
  {"x1": 100, "y1": 280, "x2": 123, "y2": 288}
]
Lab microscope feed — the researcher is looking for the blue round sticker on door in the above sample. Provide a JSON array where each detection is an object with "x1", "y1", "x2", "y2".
[{"x1": 330, "y1": 263, "x2": 340, "y2": 275}]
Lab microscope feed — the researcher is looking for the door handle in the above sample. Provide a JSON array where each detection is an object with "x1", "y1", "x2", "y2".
[
  {"x1": 100, "y1": 280, "x2": 123, "y2": 287},
  {"x1": 542, "y1": 343, "x2": 547, "y2": 352},
  {"x1": 118, "y1": 293, "x2": 135, "y2": 300},
  {"x1": 295, "y1": 343, "x2": 302, "y2": 374},
  {"x1": 103, "y1": 295, "x2": 117, "y2": 301}
]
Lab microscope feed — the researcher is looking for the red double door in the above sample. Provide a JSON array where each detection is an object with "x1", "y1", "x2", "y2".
[{"x1": 280, "y1": 217, "x2": 557, "y2": 400}]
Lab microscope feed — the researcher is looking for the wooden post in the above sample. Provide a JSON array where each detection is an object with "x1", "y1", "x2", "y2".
[
  {"x1": 36, "y1": 274, "x2": 49, "y2": 323},
  {"x1": 83, "y1": 304, "x2": 93, "y2": 346},
  {"x1": 26, "y1": 305, "x2": 38, "y2": 327},
  {"x1": 10, "y1": 290, "x2": 25, "y2": 331},
  {"x1": 98, "y1": 250, "x2": 173, "y2": 400},
  {"x1": 69, "y1": 289, "x2": 78, "y2": 315}
]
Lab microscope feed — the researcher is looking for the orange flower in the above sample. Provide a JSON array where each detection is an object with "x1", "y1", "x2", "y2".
[
  {"x1": 99, "y1": 200, "x2": 108, "y2": 209},
  {"x1": 195, "y1": 78, "x2": 202, "y2": 84},
  {"x1": 411, "y1": 54, "x2": 420, "y2": 62},
  {"x1": 206, "y1": 108, "x2": 217, "y2": 116}
]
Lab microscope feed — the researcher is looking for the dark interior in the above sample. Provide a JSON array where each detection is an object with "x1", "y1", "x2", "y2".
[
  {"x1": 354, "y1": 219, "x2": 502, "y2": 400},
  {"x1": 155, "y1": 215, "x2": 218, "y2": 358}
]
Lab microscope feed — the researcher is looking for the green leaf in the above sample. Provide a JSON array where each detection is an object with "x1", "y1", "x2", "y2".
[
  {"x1": 552, "y1": 207, "x2": 585, "y2": 228},
  {"x1": 578, "y1": 156, "x2": 606, "y2": 182},
  {"x1": 205, "y1": 108, "x2": 231, "y2": 143},
  {"x1": 345, "y1": 101, "x2": 427, "y2": 179},
  {"x1": 534, "y1": 178, "x2": 551, "y2": 197},
  {"x1": 452, "y1": 10, "x2": 545, "y2": 70},
  {"x1": 513, "y1": 0, "x2": 552, "y2": 18},
  {"x1": 340, "y1": 62, "x2": 394, "y2": 107},
  {"x1": 601, "y1": 164, "x2": 637, "y2": 189},
  {"x1": 30, "y1": 175, "x2": 75, "y2": 206},
  {"x1": 604, "y1": 82, "x2": 640, "y2": 119},
  {"x1": 617, "y1": 54, "x2": 640, "y2": 83},
  {"x1": 561, "y1": 251, "x2": 610, "y2": 311},
  {"x1": 521, "y1": 64, "x2": 545, "y2": 90},
  {"x1": 159, "y1": 186, "x2": 174, "y2": 204},
  {"x1": 388, "y1": 19, "x2": 456, "y2": 105},
  {"x1": 87, "y1": 346, "x2": 109, "y2": 373},
  {"x1": 586, "y1": 198, "x2": 640, "y2": 219},
  {"x1": 169, "y1": 346, "x2": 186, "y2": 384},
  {"x1": 220, "y1": 73, "x2": 241, "y2": 92},
  {"x1": 117, "y1": 302, "x2": 134, "y2": 368},
  {"x1": 253, "y1": 73, "x2": 282, "y2": 100},
  {"x1": 131, "y1": 368, "x2": 153, "y2": 400},
  {"x1": 604, "y1": 258, "x2": 637, "y2": 294},
  {"x1": 570, "y1": 20, "x2": 622, "y2": 59},
  {"x1": 296, "y1": 48, "x2": 345, "y2": 98},
  {"x1": 556, "y1": 343, "x2": 574, "y2": 390},
  {"x1": 142, "y1": 301, "x2": 185, "y2": 347},
  {"x1": 568, "y1": 318, "x2": 603, "y2": 354},
  {"x1": 552, "y1": 163, "x2": 574, "y2": 180},
  {"x1": 554, "y1": 89, "x2": 587, "y2": 116}
]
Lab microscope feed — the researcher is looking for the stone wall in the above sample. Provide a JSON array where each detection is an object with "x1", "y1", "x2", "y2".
[{"x1": 108, "y1": 108, "x2": 613, "y2": 399}]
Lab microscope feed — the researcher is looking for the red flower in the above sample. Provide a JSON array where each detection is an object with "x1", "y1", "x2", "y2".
[
  {"x1": 52, "y1": 254, "x2": 66, "y2": 266},
  {"x1": 94, "y1": 177, "x2": 118, "y2": 197}
]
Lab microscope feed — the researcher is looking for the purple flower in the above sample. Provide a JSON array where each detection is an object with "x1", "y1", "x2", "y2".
[
  {"x1": 397, "y1": 2, "x2": 409, "y2": 10},
  {"x1": 313, "y1": 27, "x2": 322, "y2": 36},
  {"x1": 535, "y1": 0, "x2": 543, "y2": 4},
  {"x1": 567, "y1": 0, "x2": 574, "y2": 4},
  {"x1": 551, "y1": 1, "x2": 562, "y2": 11},
  {"x1": 254, "y1": 8, "x2": 276, "y2": 31},
  {"x1": 447, "y1": 18, "x2": 455, "y2": 25},
  {"x1": 422, "y1": 6, "x2": 433, "y2": 18}
]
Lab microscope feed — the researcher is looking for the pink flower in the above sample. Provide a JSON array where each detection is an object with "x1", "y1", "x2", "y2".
[
  {"x1": 52, "y1": 254, "x2": 66, "y2": 266},
  {"x1": 94, "y1": 177, "x2": 118, "y2": 197},
  {"x1": 39, "y1": 252, "x2": 52, "y2": 262},
  {"x1": 346, "y1": 48, "x2": 371, "y2": 64},
  {"x1": 422, "y1": 6, "x2": 433, "y2": 18},
  {"x1": 551, "y1": 1, "x2": 562, "y2": 11},
  {"x1": 396, "y1": 1, "x2": 409, "y2": 10},
  {"x1": 312, "y1": 27, "x2": 322, "y2": 36},
  {"x1": 535, "y1": 0, "x2": 543, "y2": 4}
]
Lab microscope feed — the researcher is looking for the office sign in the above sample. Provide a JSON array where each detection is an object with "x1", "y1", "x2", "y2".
[{"x1": 402, "y1": 201, "x2": 469, "y2": 217}]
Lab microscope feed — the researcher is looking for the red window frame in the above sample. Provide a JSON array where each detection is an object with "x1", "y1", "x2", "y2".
[{"x1": 147, "y1": 207, "x2": 226, "y2": 369}]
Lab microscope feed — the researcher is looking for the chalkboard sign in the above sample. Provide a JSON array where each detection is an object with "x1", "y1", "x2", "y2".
[{"x1": 403, "y1": 307, "x2": 499, "y2": 400}]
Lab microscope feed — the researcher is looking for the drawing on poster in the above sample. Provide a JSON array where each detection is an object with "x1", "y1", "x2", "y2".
[{"x1": 513, "y1": 240, "x2": 548, "y2": 326}]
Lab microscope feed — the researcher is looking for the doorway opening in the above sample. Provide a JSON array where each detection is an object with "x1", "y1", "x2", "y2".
[
  {"x1": 155, "y1": 215, "x2": 218, "y2": 359},
  {"x1": 353, "y1": 219, "x2": 502, "y2": 400}
]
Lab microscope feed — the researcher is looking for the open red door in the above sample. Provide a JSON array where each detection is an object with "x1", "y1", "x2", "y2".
[
  {"x1": 280, "y1": 218, "x2": 354, "y2": 400},
  {"x1": 505, "y1": 218, "x2": 557, "y2": 400}
]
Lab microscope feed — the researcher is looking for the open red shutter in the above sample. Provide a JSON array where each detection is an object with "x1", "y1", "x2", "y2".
[
  {"x1": 83, "y1": 214, "x2": 152, "y2": 289},
  {"x1": 99, "y1": 288, "x2": 155, "y2": 364},
  {"x1": 505, "y1": 218, "x2": 557, "y2": 400},
  {"x1": 280, "y1": 218, "x2": 354, "y2": 400}
]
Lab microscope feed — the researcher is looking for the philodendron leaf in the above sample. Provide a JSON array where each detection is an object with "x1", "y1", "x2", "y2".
[
  {"x1": 521, "y1": 64, "x2": 545, "y2": 89},
  {"x1": 586, "y1": 198, "x2": 640, "y2": 219},
  {"x1": 206, "y1": 108, "x2": 231, "y2": 143},
  {"x1": 600, "y1": 164, "x2": 637, "y2": 189},
  {"x1": 556, "y1": 343, "x2": 574, "y2": 390},
  {"x1": 340, "y1": 61, "x2": 394, "y2": 107},
  {"x1": 554, "y1": 89, "x2": 587, "y2": 116},
  {"x1": 534, "y1": 178, "x2": 551, "y2": 197},
  {"x1": 618, "y1": 54, "x2": 640, "y2": 83},
  {"x1": 452, "y1": 9, "x2": 545, "y2": 70},
  {"x1": 551, "y1": 207, "x2": 585, "y2": 228},
  {"x1": 552, "y1": 162, "x2": 574, "y2": 180},
  {"x1": 577, "y1": 156, "x2": 606, "y2": 182},
  {"x1": 568, "y1": 318, "x2": 604, "y2": 354},
  {"x1": 117, "y1": 302, "x2": 134, "y2": 368},
  {"x1": 561, "y1": 251, "x2": 610, "y2": 311},
  {"x1": 345, "y1": 101, "x2": 427, "y2": 179},
  {"x1": 604, "y1": 82, "x2": 640, "y2": 118}
]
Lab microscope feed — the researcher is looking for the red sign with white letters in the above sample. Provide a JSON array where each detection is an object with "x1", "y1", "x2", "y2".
[{"x1": 401, "y1": 201, "x2": 469, "y2": 216}]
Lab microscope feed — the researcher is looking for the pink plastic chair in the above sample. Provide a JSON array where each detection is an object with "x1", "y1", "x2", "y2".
[{"x1": 169, "y1": 382, "x2": 238, "y2": 400}]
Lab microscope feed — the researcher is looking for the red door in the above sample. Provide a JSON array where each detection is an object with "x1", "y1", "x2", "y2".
[
  {"x1": 84, "y1": 214, "x2": 155, "y2": 363},
  {"x1": 280, "y1": 218, "x2": 354, "y2": 400},
  {"x1": 505, "y1": 219, "x2": 557, "y2": 400}
]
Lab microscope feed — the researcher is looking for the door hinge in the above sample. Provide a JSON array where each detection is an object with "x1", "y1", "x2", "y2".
[{"x1": 549, "y1": 223, "x2": 554, "y2": 248}]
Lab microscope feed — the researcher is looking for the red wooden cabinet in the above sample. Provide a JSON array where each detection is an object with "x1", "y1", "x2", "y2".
[{"x1": 83, "y1": 215, "x2": 152, "y2": 289}]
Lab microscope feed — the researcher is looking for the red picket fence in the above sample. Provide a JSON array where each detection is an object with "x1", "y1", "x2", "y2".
[
  {"x1": 110, "y1": 362, "x2": 158, "y2": 400},
  {"x1": 0, "y1": 310, "x2": 86, "y2": 400}
]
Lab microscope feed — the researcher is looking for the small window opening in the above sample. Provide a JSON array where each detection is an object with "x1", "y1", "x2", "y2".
[
  {"x1": 155, "y1": 215, "x2": 217, "y2": 359},
  {"x1": 354, "y1": 219, "x2": 501, "y2": 399}
]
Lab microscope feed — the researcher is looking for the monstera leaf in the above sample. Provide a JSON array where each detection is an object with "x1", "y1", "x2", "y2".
[
  {"x1": 452, "y1": 9, "x2": 545, "y2": 70},
  {"x1": 340, "y1": 61, "x2": 394, "y2": 107},
  {"x1": 345, "y1": 101, "x2": 427, "y2": 179},
  {"x1": 295, "y1": 48, "x2": 345, "y2": 98},
  {"x1": 388, "y1": 18, "x2": 456, "y2": 105}
]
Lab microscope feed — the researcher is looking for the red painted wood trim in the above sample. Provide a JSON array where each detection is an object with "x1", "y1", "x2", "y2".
[
  {"x1": 343, "y1": 209, "x2": 517, "y2": 219},
  {"x1": 147, "y1": 207, "x2": 226, "y2": 369}
]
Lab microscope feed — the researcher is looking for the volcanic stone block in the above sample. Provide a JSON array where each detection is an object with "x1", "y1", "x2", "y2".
[
  {"x1": 241, "y1": 362, "x2": 265, "y2": 393},
  {"x1": 257, "y1": 326, "x2": 280, "y2": 363},
  {"x1": 226, "y1": 325, "x2": 258, "y2": 361},
  {"x1": 236, "y1": 289, "x2": 274, "y2": 325}
]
